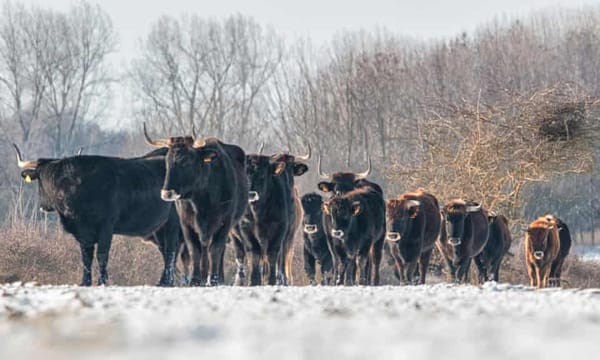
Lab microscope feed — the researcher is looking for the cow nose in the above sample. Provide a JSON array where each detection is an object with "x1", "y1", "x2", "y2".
[
  {"x1": 386, "y1": 232, "x2": 401, "y2": 242},
  {"x1": 248, "y1": 191, "x2": 260, "y2": 203},
  {"x1": 331, "y1": 229, "x2": 344, "y2": 239},
  {"x1": 304, "y1": 224, "x2": 318, "y2": 234},
  {"x1": 448, "y1": 237, "x2": 462, "y2": 246},
  {"x1": 161, "y1": 189, "x2": 180, "y2": 201},
  {"x1": 533, "y1": 251, "x2": 544, "y2": 260}
]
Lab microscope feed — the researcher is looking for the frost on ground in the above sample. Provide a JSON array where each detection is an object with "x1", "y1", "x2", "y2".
[{"x1": 1, "y1": 283, "x2": 600, "y2": 360}]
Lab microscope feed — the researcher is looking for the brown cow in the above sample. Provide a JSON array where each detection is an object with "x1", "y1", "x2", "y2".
[
  {"x1": 475, "y1": 212, "x2": 512, "y2": 283},
  {"x1": 438, "y1": 199, "x2": 489, "y2": 283},
  {"x1": 385, "y1": 189, "x2": 441, "y2": 285},
  {"x1": 525, "y1": 216, "x2": 561, "y2": 288},
  {"x1": 543, "y1": 214, "x2": 572, "y2": 287}
]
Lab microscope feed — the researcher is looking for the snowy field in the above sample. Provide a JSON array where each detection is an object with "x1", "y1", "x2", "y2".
[
  {"x1": 576, "y1": 245, "x2": 600, "y2": 262},
  {"x1": 1, "y1": 283, "x2": 600, "y2": 359}
]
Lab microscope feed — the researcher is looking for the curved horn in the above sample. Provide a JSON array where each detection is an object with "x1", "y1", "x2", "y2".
[
  {"x1": 407, "y1": 200, "x2": 421, "y2": 209},
  {"x1": 12, "y1": 144, "x2": 38, "y2": 169},
  {"x1": 296, "y1": 141, "x2": 311, "y2": 162},
  {"x1": 466, "y1": 204, "x2": 481, "y2": 213},
  {"x1": 190, "y1": 123, "x2": 206, "y2": 148},
  {"x1": 258, "y1": 142, "x2": 265, "y2": 155},
  {"x1": 317, "y1": 154, "x2": 329, "y2": 179},
  {"x1": 143, "y1": 122, "x2": 169, "y2": 148},
  {"x1": 77, "y1": 147, "x2": 83, "y2": 156},
  {"x1": 355, "y1": 156, "x2": 372, "y2": 179},
  {"x1": 192, "y1": 123, "x2": 198, "y2": 139}
]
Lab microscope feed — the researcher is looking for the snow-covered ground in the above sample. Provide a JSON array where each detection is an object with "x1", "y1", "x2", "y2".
[
  {"x1": 575, "y1": 245, "x2": 600, "y2": 262},
  {"x1": 1, "y1": 283, "x2": 600, "y2": 359}
]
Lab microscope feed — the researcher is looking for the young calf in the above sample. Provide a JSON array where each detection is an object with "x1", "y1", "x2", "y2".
[
  {"x1": 385, "y1": 189, "x2": 441, "y2": 285},
  {"x1": 525, "y1": 216, "x2": 561, "y2": 288},
  {"x1": 300, "y1": 193, "x2": 333, "y2": 285}
]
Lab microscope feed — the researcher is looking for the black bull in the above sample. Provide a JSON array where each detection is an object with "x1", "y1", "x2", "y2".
[
  {"x1": 385, "y1": 189, "x2": 441, "y2": 285},
  {"x1": 144, "y1": 128, "x2": 248, "y2": 287},
  {"x1": 14, "y1": 144, "x2": 181, "y2": 286},
  {"x1": 300, "y1": 192, "x2": 333, "y2": 285},
  {"x1": 317, "y1": 156, "x2": 385, "y2": 285},
  {"x1": 231, "y1": 149, "x2": 309, "y2": 286},
  {"x1": 438, "y1": 200, "x2": 489, "y2": 283}
]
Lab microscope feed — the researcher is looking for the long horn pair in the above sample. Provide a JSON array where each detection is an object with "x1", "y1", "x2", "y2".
[
  {"x1": 12, "y1": 144, "x2": 38, "y2": 169},
  {"x1": 143, "y1": 122, "x2": 206, "y2": 148},
  {"x1": 317, "y1": 154, "x2": 372, "y2": 179}
]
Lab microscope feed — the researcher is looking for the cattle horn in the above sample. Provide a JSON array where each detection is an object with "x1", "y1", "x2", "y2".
[
  {"x1": 466, "y1": 204, "x2": 481, "y2": 213},
  {"x1": 190, "y1": 123, "x2": 206, "y2": 148},
  {"x1": 317, "y1": 154, "x2": 329, "y2": 179},
  {"x1": 258, "y1": 142, "x2": 265, "y2": 155},
  {"x1": 12, "y1": 144, "x2": 38, "y2": 169},
  {"x1": 296, "y1": 141, "x2": 311, "y2": 162},
  {"x1": 355, "y1": 156, "x2": 372, "y2": 180},
  {"x1": 77, "y1": 147, "x2": 83, "y2": 156},
  {"x1": 407, "y1": 200, "x2": 421, "y2": 209},
  {"x1": 143, "y1": 122, "x2": 169, "y2": 148}
]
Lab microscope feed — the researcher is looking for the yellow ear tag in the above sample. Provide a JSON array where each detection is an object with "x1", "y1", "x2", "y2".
[{"x1": 25, "y1": 175, "x2": 32, "y2": 183}]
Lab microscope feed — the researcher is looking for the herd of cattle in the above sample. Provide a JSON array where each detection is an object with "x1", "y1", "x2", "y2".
[{"x1": 11, "y1": 128, "x2": 572, "y2": 289}]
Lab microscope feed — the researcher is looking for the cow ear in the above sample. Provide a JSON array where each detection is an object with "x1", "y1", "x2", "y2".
[
  {"x1": 202, "y1": 151, "x2": 217, "y2": 164},
  {"x1": 318, "y1": 181, "x2": 333, "y2": 193},
  {"x1": 293, "y1": 163, "x2": 308, "y2": 176},
  {"x1": 21, "y1": 169, "x2": 39, "y2": 183},
  {"x1": 352, "y1": 201, "x2": 362, "y2": 216},
  {"x1": 273, "y1": 161, "x2": 286, "y2": 176}
]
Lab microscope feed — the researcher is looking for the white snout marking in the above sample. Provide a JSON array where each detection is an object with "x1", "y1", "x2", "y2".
[
  {"x1": 448, "y1": 237, "x2": 462, "y2": 246},
  {"x1": 533, "y1": 251, "x2": 544, "y2": 260},
  {"x1": 304, "y1": 224, "x2": 318, "y2": 234},
  {"x1": 248, "y1": 191, "x2": 260, "y2": 203},
  {"x1": 386, "y1": 232, "x2": 401, "y2": 242},
  {"x1": 331, "y1": 229, "x2": 344, "y2": 239}
]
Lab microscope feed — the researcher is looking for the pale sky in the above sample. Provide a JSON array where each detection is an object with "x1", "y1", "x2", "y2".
[
  {"x1": 22, "y1": 0, "x2": 600, "y2": 62},
  {"x1": 18, "y1": 0, "x2": 600, "y2": 128}
]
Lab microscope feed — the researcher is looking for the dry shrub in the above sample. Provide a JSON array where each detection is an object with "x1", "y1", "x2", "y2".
[{"x1": 0, "y1": 222, "x2": 163, "y2": 285}]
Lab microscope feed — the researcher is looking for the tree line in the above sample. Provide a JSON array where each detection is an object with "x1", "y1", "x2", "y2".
[{"x1": 0, "y1": 1, "x2": 599, "y2": 243}]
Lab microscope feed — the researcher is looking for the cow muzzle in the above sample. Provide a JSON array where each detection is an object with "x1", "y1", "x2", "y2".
[
  {"x1": 304, "y1": 224, "x2": 318, "y2": 234},
  {"x1": 533, "y1": 251, "x2": 544, "y2": 260},
  {"x1": 331, "y1": 229, "x2": 344, "y2": 239},
  {"x1": 448, "y1": 237, "x2": 462, "y2": 246},
  {"x1": 248, "y1": 191, "x2": 260, "y2": 203},
  {"x1": 386, "y1": 232, "x2": 401, "y2": 242},
  {"x1": 161, "y1": 189, "x2": 181, "y2": 201}
]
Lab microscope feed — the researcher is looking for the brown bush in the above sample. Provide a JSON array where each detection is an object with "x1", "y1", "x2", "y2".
[{"x1": 0, "y1": 222, "x2": 162, "y2": 285}]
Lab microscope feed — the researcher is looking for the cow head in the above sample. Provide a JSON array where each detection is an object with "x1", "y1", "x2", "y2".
[
  {"x1": 385, "y1": 198, "x2": 421, "y2": 243},
  {"x1": 442, "y1": 199, "x2": 481, "y2": 247},
  {"x1": 13, "y1": 144, "x2": 62, "y2": 212},
  {"x1": 322, "y1": 196, "x2": 363, "y2": 240},
  {"x1": 317, "y1": 155, "x2": 371, "y2": 196},
  {"x1": 144, "y1": 124, "x2": 215, "y2": 201},
  {"x1": 301, "y1": 192, "x2": 323, "y2": 234},
  {"x1": 526, "y1": 218, "x2": 556, "y2": 262},
  {"x1": 245, "y1": 154, "x2": 286, "y2": 205}
]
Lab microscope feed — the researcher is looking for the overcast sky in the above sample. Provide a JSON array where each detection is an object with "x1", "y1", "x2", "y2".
[
  {"x1": 22, "y1": 0, "x2": 600, "y2": 61},
  {"x1": 18, "y1": 0, "x2": 600, "y2": 128}
]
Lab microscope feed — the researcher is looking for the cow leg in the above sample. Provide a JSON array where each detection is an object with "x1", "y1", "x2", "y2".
[
  {"x1": 180, "y1": 224, "x2": 203, "y2": 286},
  {"x1": 404, "y1": 261, "x2": 418, "y2": 285},
  {"x1": 96, "y1": 225, "x2": 113, "y2": 286},
  {"x1": 79, "y1": 244, "x2": 94, "y2": 286},
  {"x1": 266, "y1": 249, "x2": 279, "y2": 286},
  {"x1": 344, "y1": 258, "x2": 356, "y2": 286},
  {"x1": 357, "y1": 253, "x2": 369, "y2": 285},
  {"x1": 418, "y1": 249, "x2": 433, "y2": 285},
  {"x1": 304, "y1": 246, "x2": 317, "y2": 286},
  {"x1": 473, "y1": 254, "x2": 487, "y2": 284},
  {"x1": 541, "y1": 264, "x2": 552, "y2": 288},
  {"x1": 550, "y1": 257, "x2": 565, "y2": 288},
  {"x1": 249, "y1": 251, "x2": 262, "y2": 286},
  {"x1": 527, "y1": 262, "x2": 537, "y2": 287},
  {"x1": 156, "y1": 214, "x2": 179, "y2": 287},
  {"x1": 232, "y1": 235, "x2": 246, "y2": 286},
  {"x1": 455, "y1": 259, "x2": 470, "y2": 284},
  {"x1": 207, "y1": 226, "x2": 229, "y2": 286},
  {"x1": 178, "y1": 242, "x2": 191, "y2": 285},
  {"x1": 320, "y1": 253, "x2": 334, "y2": 285},
  {"x1": 370, "y1": 236, "x2": 384, "y2": 286}
]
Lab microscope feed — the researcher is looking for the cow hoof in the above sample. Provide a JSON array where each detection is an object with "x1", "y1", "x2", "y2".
[{"x1": 80, "y1": 281, "x2": 92, "y2": 287}]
